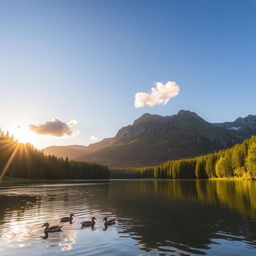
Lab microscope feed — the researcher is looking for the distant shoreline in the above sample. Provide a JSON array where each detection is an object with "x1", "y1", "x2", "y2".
[{"x1": 1, "y1": 177, "x2": 255, "y2": 182}]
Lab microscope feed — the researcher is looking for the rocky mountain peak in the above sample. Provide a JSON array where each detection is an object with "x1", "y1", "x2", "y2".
[
  {"x1": 176, "y1": 110, "x2": 203, "y2": 121},
  {"x1": 133, "y1": 113, "x2": 163, "y2": 125},
  {"x1": 235, "y1": 114, "x2": 256, "y2": 122}
]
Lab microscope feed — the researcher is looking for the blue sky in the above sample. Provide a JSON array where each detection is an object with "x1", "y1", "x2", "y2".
[{"x1": 0, "y1": 0, "x2": 255, "y2": 148}]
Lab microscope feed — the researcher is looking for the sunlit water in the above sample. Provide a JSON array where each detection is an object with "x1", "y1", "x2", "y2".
[{"x1": 0, "y1": 180, "x2": 256, "y2": 256}]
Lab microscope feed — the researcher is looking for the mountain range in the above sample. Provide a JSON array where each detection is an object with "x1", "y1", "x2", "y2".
[{"x1": 44, "y1": 110, "x2": 256, "y2": 167}]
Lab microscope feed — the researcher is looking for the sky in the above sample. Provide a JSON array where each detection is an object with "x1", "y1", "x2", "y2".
[{"x1": 0, "y1": 0, "x2": 255, "y2": 148}]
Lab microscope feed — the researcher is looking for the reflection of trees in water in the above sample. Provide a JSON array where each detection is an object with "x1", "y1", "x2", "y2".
[
  {"x1": 46, "y1": 181, "x2": 111, "y2": 214},
  {"x1": 0, "y1": 193, "x2": 41, "y2": 239},
  {"x1": 119, "y1": 180, "x2": 256, "y2": 218},
  {"x1": 169, "y1": 180, "x2": 256, "y2": 219},
  {"x1": 105, "y1": 180, "x2": 256, "y2": 254},
  {"x1": 0, "y1": 194, "x2": 40, "y2": 222}
]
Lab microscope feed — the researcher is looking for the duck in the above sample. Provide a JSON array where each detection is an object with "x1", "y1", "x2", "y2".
[
  {"x1": 103, "y1": 217, "x2": 116, "y2": 227},
  {"x1": 42, "y1": 223, "x2": 62, "y2": 233},
  {"x1": 81, "y1": 217, "x2": 97, "y2": 227},
  {"x1": 60, "y1": 213, "x2": 74, "y2": 223}
]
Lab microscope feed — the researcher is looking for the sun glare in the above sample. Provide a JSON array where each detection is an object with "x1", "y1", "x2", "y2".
[{"x1": 12, "y1": 125, "x2": 38, "y2": 147}]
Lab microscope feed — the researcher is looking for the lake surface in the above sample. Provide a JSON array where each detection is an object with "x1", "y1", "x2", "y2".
[{"x1": 0, "y1": 180, "x2": 256, "y2": 256}]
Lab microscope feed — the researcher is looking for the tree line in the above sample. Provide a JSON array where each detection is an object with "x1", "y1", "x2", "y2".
[
  {"x1": 0, "y1": 131, "x2": 110, "y2": 180},
  {"x1": 111, "y1": 136, "x2": 256, "y2": 180}
]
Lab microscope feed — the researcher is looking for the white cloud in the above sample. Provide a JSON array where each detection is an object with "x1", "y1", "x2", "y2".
[
  {"x1": 90, "y1": 136, "x2": 99, "y2": 143},
  {"x1": 134, "y1": 81, "x2": 180, "y2": 108},
  {"x1": 30, "y1": 118, "x2": 78, "y2": 137}
]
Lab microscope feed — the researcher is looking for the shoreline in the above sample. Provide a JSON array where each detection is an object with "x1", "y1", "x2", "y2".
[{"x1": 1, "y1": 177, "x2": 255, "y2": 182}]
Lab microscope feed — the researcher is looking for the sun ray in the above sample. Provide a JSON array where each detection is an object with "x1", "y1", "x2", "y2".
[
  {"x1": 9, "y1": 125, "x2": 39, "y2": 148},
  {"x1": 0, "y1": 144, "x2": 20, "y2": 181}
]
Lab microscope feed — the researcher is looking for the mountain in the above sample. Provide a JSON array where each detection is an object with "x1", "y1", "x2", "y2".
[
  {"x1": 44, "y1": 145, "x2": 89, "y2": 159},
  {"x1": 44, "y1": 110, "x2": 256, "y2": 167},
  {"x1": 214, "y1": 115, "x2": 256, "y2": 137}
]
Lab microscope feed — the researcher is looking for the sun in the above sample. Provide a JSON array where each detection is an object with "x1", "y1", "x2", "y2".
[{"x1": 12, "y1": 125, "x2": 38, "y2": 147}]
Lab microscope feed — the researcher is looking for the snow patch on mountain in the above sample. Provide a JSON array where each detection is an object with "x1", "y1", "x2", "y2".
[{"x1": 229, "y1": 127, "x2": 241, "y2": 131}]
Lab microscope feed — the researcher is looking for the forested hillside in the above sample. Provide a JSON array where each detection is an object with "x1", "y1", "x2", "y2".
[
  {"x1": 0, "y1": 131, "x2": 110, "y2": 180},
  {"x1": 111, "y1": 136, "x2": 256, "y2": 180}
]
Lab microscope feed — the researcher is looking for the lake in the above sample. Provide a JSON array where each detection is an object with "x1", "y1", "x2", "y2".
[{"x1": 0, "y1": 180, "x2": 256, "y2": 256}]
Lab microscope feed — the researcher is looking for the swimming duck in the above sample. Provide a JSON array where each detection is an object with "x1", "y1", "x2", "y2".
[
  {"x1": 60, "y1": 213, "x2": 74, "y2": 222},
  {"x1": 81, "y1": 217, "x2": 97, "y2": 227},
  {"x1": 42, "y1": 223, "x2": 62, "y2": 233},
  {"x1": 103, "y1": 217, "x2": 116, "y2": 226}
]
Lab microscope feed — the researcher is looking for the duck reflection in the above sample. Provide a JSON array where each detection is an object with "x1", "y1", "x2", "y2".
[{"x1": 42, "y1": 232, "x2": 48, "y2": 240}]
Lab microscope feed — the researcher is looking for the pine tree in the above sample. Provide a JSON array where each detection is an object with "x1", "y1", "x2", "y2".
[
  {"x1": 205, "y1": 155, "x2": 217, "y2": 178},
  {"x1": 215, "y1": 157, "x2": 233, "y2": 177},
  {"x1": 245, "y1": 142, "x2": 256, "y2": 178},
  {"x1": 195, "y1": 158, "x2": 206, "y2": 178}
]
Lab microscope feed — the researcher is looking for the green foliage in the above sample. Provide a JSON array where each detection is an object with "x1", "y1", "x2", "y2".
[
  {"x1": 234, "y1": 167, "x2": 246, "y2": 177},
  {"x1": 245, "y1": 142, "x2": 256, "y2": 177},
  {"x1": 0, "y1": 132, "x2": 110, "y2": 180},
  {"x1": 195, "y1": 158, "x2": 206, "y2": 178},
  {"x1": 112, "y1": 136, "x2": 256, "y2": 180},
  {"x1": 215, "y1": 157, "x2": 233, "y2": 177},
  {"x1": 205, "y1": 154, "x2": 217, "y2": 178}
]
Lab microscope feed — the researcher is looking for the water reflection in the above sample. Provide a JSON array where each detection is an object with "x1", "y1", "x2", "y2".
[
  {"x1": 107, "y1": 180, "x2": 256, "y2": 253},
  {"x1": 0, "y1": 180, "x2": 255, "y2": 256}
]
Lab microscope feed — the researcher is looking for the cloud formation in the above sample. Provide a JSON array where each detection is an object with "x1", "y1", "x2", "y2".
[
  {"x1": 134, "y1": 81, "x2": 180, "y2": 108},
  {"x1": 30, "y1": 118, "x2": 78, "y2": 137},
  {"x1": 90, "y1": 136, "x2": 99, "y2": 143}
]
